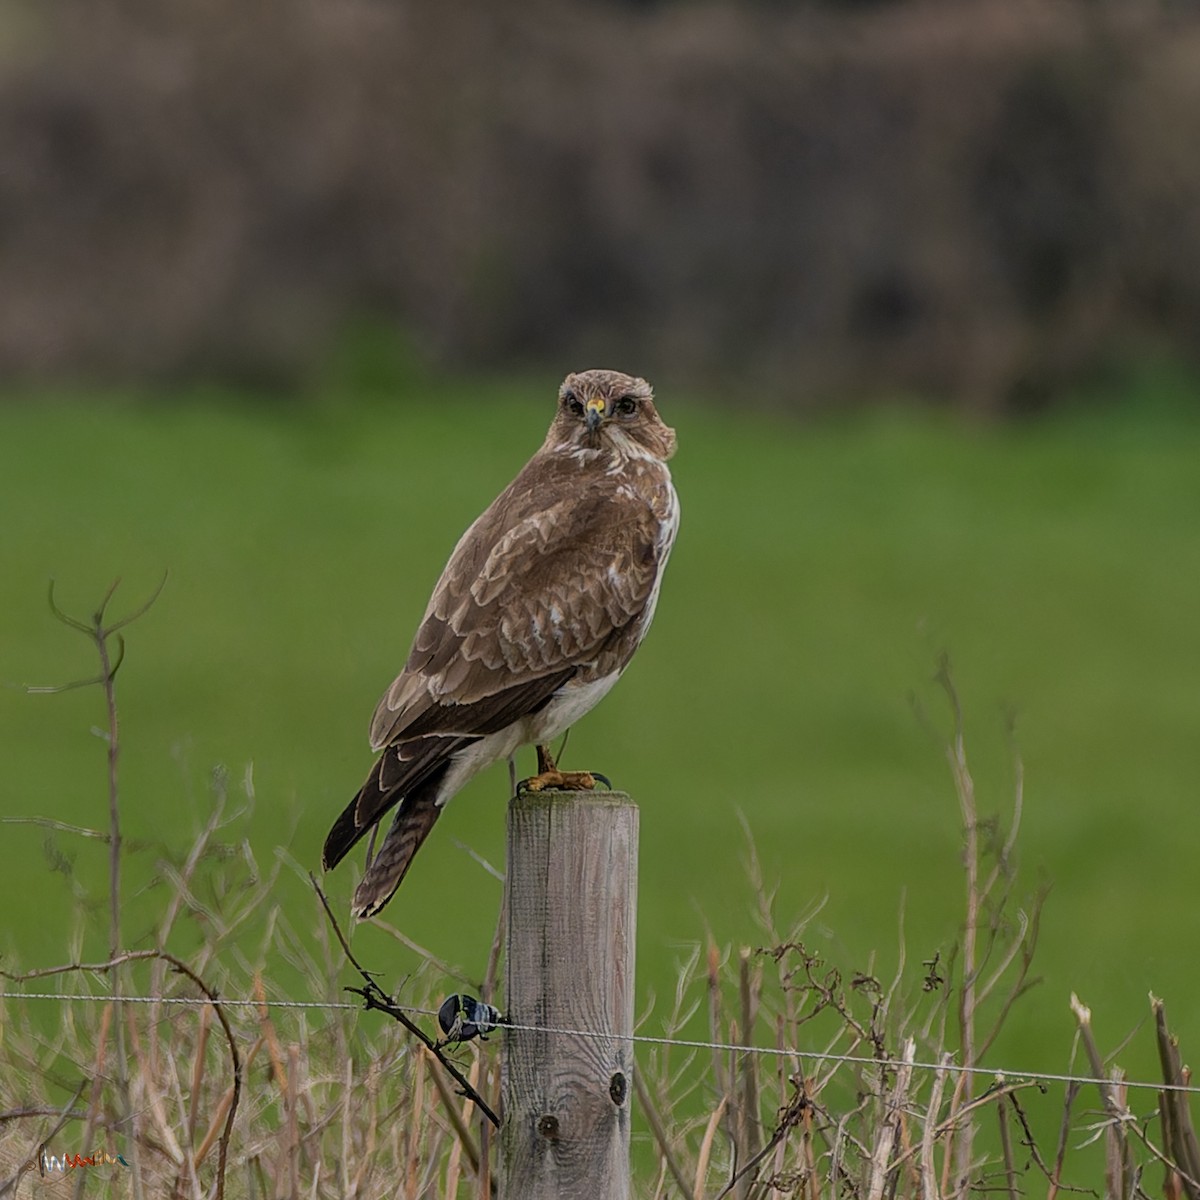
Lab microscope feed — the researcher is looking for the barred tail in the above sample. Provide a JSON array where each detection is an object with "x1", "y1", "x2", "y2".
[{"x1": 351, "y1": 785, "x2": 444, "y2": 918}]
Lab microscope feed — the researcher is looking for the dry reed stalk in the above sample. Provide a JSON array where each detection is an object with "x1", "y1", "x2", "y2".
[
  {"x1": 919, "y1": 1053, "x2": 951, "y2": 1199},
  {"x1": 1153, "y1": 996, "x2": 1200, "y2": 1199},
  {"x1": 75, "y1": 996, "x2": 113, "y2": 1193},
  {"x1": 648, "y1": 1158, "x2": 667, "y2": 1200},
  {"x1": 887, "y1": 1079, "x2": 1034, "y2": 1186},
  {"x1": 706, "y1": 942, "x2": 728, "y2": 1098},
  {"x1": 1045, "y1": 1081, "x2": 1079, "y2": 1200},
  {"x1": 187, "y1": 1003, "x2": 212, "y2": 1148},
  {"x1": 996, "y1": 1092, "x2": 1019, "y2": 1200},
  {"x1": 476, "y1": 1111, "x2": 492, "y2": 1200},
  {"x1": 340, "y1": 1057, "x2": 354, "y2": 1199},
  {"x1": 769, "y1": 1020, "x2": 801, "y2": 1194},
  {"x1": 120, "y1": 991, "x2": 153, "y2": 1187},
  {"x1": 899, "y1": 1091, "x2": 920, "y2": 1197},
  {"x1": 803, "y1": 1100, "x2": 819, "y2": 1200},
  {"x1": 732, "y1": 949, "x2": 760, "y2": 1200},
  {"x1": 632, "y1": 1066, "x2": 691, "y2": 1198},
  {"x1": 285, "y1": 1042, "x2": 301, "y2": 1199},
  {"x1": 160, "y1": 1038, "x2": 196, "y2": 1199},
  {"x1": 423, "y1": 1047, "x2": 481, "y2": 1177},
  {"x1": 440, "y1": 1054, "x2": 475, "y2": 1197},
  {"x1": 1069, "y1": 992, "x2": 1135, "y2": 1198},
  {"x1": 143, "y1": 1040, "x2": 187, "y2": 1172},
  {"x1": 256, "y1": 973, "x2": 288, "y2": 1094},
  {"x1": 1105, "y1": 1074, "x2": 1132, "y2": 1200},
  {"x1": 948, "y1": 821, "x2": 978, "y2": 1186},
  {"x1": 864, "y1": 1037, "x2": 915, "y2": 1200},
  {"x1": 352, "y1": 1059, "x2": 381, "y2": 1196},
  {"x1": 407, "y1": 1049, "x2": 427, "y2": 1199},
  {"x1": 192, "y1": 1079, "x2": 238, "y2": 1170},
  {"x1": 694, "y1": 1096, "x2": 729, "y2": 1198}
]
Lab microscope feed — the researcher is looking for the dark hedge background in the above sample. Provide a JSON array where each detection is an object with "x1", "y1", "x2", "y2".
[{"x1": 3, "y1": 0, "x2": 1199, "y2": 410}]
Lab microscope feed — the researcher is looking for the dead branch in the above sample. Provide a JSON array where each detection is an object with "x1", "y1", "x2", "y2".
[{"x1": 311, "y1": 876, "x2": 500, "y2": 1128}]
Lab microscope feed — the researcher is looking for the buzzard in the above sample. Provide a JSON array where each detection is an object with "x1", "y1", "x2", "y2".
[{"x1": 323, "y1": 369, "x2": 679, "y2": 918}]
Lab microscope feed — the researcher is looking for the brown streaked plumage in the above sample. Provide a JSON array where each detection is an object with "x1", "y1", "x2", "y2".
[{"x1": 323, "y1": 369, "x2": 679, "y2": 918}]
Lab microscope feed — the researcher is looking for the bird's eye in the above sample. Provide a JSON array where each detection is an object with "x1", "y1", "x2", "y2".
[
  {"x1": 615, "y1": 396, "x2": 638, "y2": 417},
  {"x1": 562, "y1": 390, "x2": 584, "y2": 416}
]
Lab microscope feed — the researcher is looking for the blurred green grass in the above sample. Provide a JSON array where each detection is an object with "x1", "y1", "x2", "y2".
[{"x1": 2, "y1": 373, "x2": 1198, "y2": 1091}]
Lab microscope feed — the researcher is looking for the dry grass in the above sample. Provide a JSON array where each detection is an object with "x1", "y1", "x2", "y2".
[
  {"x1": 629, "y1": 664, "x2": 1200, "y2": 1199},
  {"x1": 0, "y1": 780, "x2": 501, "y2": 1199},
  {"x1": 1, "y1": 595, "x2": 1198, "y2": 1197},
  {"x1": 0, "y1": 584, "x2": 499, "y2": 1199}
]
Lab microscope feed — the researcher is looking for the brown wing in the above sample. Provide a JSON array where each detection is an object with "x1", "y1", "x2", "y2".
[{"x1": 368, "y1": 451, "x2": 669, "y2": 751}]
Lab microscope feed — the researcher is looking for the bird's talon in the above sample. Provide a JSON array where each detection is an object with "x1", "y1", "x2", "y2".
[{"x1": 517, "y1": 768, "x2": 603, "y2": 793}]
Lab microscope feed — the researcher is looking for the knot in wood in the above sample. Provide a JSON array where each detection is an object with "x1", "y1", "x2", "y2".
[
  {"x1": 609, "y1": 1071, "x2": 627, "y2": 1106},
  {"x1": 536, "y1": 1114, "x2": 561, "y2": 1141}
]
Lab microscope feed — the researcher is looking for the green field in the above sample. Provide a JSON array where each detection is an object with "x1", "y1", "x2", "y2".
[{"x1": 2, "y1": 370, "x2": 1199, "y2": 1100}]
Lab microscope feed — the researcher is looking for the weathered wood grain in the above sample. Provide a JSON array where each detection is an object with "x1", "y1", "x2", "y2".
[{"x1": 501, "y1": 790, "x2": 638, "y2": 1199}]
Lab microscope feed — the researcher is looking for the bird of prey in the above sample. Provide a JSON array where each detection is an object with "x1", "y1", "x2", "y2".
[{"x1": 322, "y1": 369, "x2": 679, "y2": 918}]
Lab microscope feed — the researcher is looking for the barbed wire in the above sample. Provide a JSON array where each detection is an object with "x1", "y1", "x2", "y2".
[{"x1": 9, "y1": 988, "x2": 1199, "y2": 1098}]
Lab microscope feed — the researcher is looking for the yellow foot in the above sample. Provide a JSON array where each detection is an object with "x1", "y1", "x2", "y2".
[
  {"x1": 519, "y1": 768, "x2": 605, "y2": 793},
  {"x1": 518, "y1": 744, "x2": 612, "y2": 793}
]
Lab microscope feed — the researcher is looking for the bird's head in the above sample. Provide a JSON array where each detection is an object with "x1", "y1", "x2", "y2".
[{"x1": 549, "y1": 369, "x2": 676, "y2": 461}]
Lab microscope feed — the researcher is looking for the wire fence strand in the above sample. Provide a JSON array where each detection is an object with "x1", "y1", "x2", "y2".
[{"x1": 9, "y1": 988, "x2": 1199, "y2": 1098}]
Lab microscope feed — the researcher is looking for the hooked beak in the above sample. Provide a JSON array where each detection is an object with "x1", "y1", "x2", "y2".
[{"x1": 585, "y1": 396, "x2": 607, "y2": 432}]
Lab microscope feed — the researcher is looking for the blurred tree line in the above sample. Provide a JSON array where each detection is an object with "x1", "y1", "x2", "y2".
[{"x1": 2, "y1": 0, "x2": 1199, "y2": 411}]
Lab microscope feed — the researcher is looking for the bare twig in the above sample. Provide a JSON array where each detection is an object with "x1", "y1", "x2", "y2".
[
  {"x1": 1005, "y1": 1089, "x2": 1091, "y2": 1197},
  {"x1": 310, "y1": 876, "x2": 500, "y2": 1128}
]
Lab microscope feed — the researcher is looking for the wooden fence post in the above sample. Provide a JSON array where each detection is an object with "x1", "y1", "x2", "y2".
[{"x1": 501, "y1": 789, "x2": 638, "y2": 1199}]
